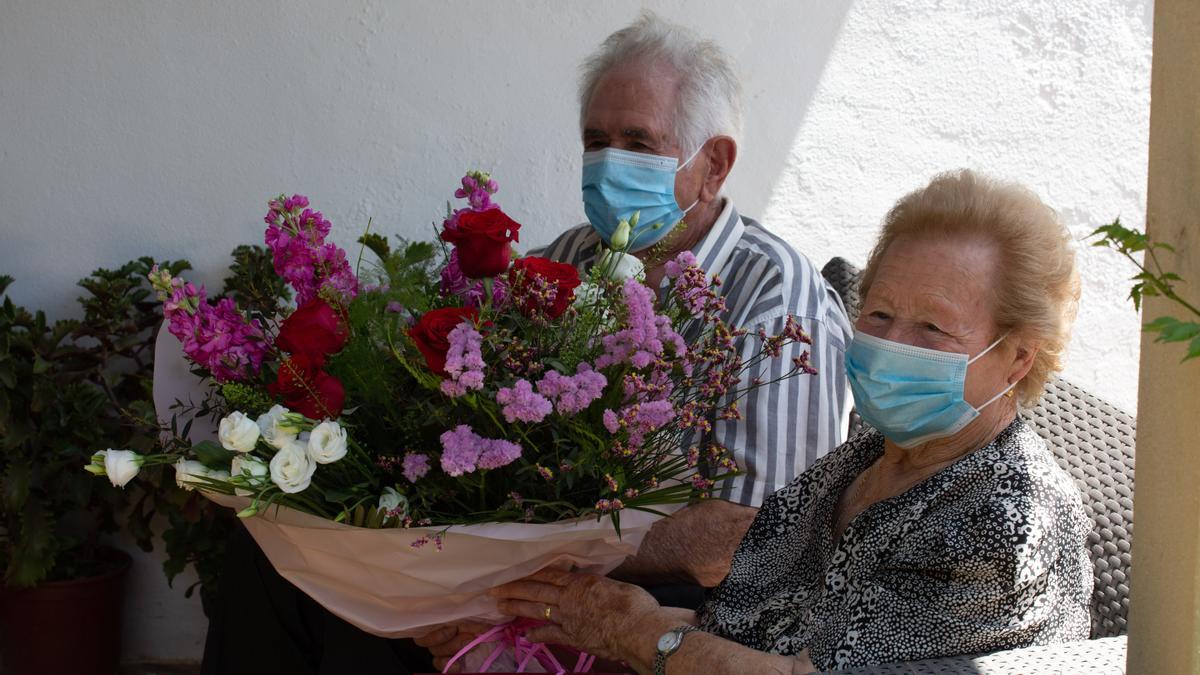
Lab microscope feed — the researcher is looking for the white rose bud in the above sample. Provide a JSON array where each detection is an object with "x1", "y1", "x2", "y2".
[
  {"x1": 306, "y1": 421, "x2": 348, "y2": 464},
  {"x1": 230, "y1": 454, "x2": 269, "y2": 497},
  {"x1": 219, "y1": 412, "x2": 261, "y2": 453},
  {"x1": 610, "y1": 219, "x2": 632, "y2": 250},
  {"x1": 378, "y1": 486, "x2": 408, "y2": 517},
  {"x1": 599, "y1": 250, "x2": 645, "y2": 281},
  {"x1": 101, "y1": 449, "x2": 143, "y2": 488},
  {"x1": 269, "y1": 439, "x2": 317, "y2": 494},
  {"x1": 174, "y1": 459, "x2": 210, "y2": 491},
  {"x1": 257, "y1": 405, "x2": 298, "y2": 450}
]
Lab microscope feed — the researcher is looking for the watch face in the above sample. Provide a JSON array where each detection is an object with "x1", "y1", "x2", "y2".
[{"x1": 657, "y1": 631, "x2": 681, "y2": 653}]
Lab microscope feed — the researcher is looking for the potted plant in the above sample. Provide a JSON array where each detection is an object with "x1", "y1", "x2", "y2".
[{"x1": 0, "y1": 260, "x2": 178, "y2": 675}]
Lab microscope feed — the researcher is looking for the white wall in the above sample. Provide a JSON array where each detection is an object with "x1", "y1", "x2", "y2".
[{"x1": 0, "y1": 0, "x2": 1151, "y2": 663}]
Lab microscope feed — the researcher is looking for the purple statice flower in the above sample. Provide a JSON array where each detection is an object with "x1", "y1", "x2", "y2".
[
  {"x1": 439, "y1": 425, "x2": 484, "y2": 476},
  {"x1": 150, "y1": 266, "x2": 269, "y2": 382},
  {"x1": 440, "y1": 321, "x2": 486, "y2": 398},
  {"x1": 607, "y1": 399, "x2": 676, "y2": 448},
  {"x1": 663, "y1": 251, "x2": 698, "y2": 279},
  {"x1": 478, "y1": 438, "x2": 522, "y2": 470},
  {"x1": 535, "y1": 364, "x2": 607, "y2": 416},
  {"x1": 495, "y1": 379, "x2": 552, "y2": 424},
  {"x1": 595, "y1": 279, "x2": 686, "y2": 369},
  {"x1": 386, "y1": 301, "x2": 405, "y2": 313},
  {"x1": 670, "y1": 254, "x2": 715, "y2": 317},
  {"x1": 263, "y1": 194, "x2": 358, "y2": 305},
  {"x1": 402, "y1": 452, "x2": 431, "y2": 482}
]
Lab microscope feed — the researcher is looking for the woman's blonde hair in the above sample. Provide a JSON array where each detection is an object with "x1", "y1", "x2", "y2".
[{"x1": 860, "y1": 169, "x2": 1080, "y2": 404}]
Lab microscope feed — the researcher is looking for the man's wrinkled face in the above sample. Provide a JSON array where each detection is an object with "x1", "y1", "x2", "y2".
[{"x1": 582, "y1": 63, "x2": 700, "y2": 209}]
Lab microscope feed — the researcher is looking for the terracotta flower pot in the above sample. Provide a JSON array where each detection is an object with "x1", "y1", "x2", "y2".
[{"x1": 0, "y1": 546, "x2": 132, "y2": 675}]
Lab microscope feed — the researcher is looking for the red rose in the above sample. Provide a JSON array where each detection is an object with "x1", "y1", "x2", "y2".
[
  {"x1": 407, "y1": 306, "x2": 479, "y2": 376},
  {"x1": 269, "y1": 353, "x2": 346, "y2": 420},
  {"x1": 508, "y1": 256, "x2": 582, "y2": 319},
  {"x1": 276, "y1": 298, "x2": 348, "y2": 365},
  {"x1": 441, "y1": 208, "x2": 521, "y2": 278}
]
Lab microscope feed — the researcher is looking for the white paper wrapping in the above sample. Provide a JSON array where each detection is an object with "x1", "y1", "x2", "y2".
[{"x1": 206, "y1": 492, "x2": 665, "y2": 638}]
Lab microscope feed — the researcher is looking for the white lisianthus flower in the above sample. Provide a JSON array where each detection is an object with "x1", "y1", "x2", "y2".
[
  {"x1": 306, "y1": 421, "x2": 348, "y2": 464},
  {"x1": 378, "y1": 486, "x2": 408, "y2": 517},
  {"x1": 230, "y1": 454, "x2": 269, "y2": 497},
  {"x1": 572, "y1": 281, "x2": 603, "y2": 308},
  {"x1": 598, "y1": 250, "x2": 645, "y2": 281},
  {"x1": 269, "y1": 439, "x2": 317, "y2": 494},
  {"x1": 219, "y1": 411, "x2": 261, "y2": 453},
  {"x1": 174, "y1": 459, "x2": 211, "y2": 491},
  {"x1": 257, "y1": 405, "x2": 298, "y2": 449},
  {"x1": 98, "y1": 449, "x2": 143, "y2": 488},
  {"x1": 610, "y1": 219, "x2": 633, "y2": 250}
]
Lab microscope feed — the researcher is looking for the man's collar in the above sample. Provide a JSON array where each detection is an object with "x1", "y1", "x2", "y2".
[
  {"x1": 571, "y1": 198, "x2": 743, "y2": 274},
  {"x1": 690, "y1": 198, "x2": 743, "y2": 275}
]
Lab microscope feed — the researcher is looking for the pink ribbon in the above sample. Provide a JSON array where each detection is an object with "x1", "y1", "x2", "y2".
[{"x1": 441, "y1": 618, "x2": 597, "y2": 674}]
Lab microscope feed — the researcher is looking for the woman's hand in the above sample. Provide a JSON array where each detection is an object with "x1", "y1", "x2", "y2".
[
  {"x1": 413, "y1": 620, "x2": 495, "y2": 672},
  {"x1": 490, "y1": 568, "x2": 686, "y2": 663}
]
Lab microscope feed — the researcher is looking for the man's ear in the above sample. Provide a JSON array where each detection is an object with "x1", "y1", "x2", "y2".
[{"x1": 699, "y1": 136, "x2": 737, "y2": 203}]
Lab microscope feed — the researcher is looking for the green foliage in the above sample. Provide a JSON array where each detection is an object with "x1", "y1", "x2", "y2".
[
  {"x1": 1092, "y1": 218, "x2": 1200, "y2": 362},
  {"x1": 0, "y1": 262, "x2": 175, "y2": 587},
  {"x1": 222, "y1": 245, "x2": 290, "y2": 319}
]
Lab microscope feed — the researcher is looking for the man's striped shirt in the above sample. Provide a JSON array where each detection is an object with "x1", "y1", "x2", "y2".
[{"x1": 535, "y1": 200, "x2": 853, "y2": 507}]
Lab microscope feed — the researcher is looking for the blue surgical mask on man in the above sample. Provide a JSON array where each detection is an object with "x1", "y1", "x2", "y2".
[
  {"x1": 844, "y1": 330, "x2": 1016, "y2": 448},
  {"x1": 581, "y1": 146, "x2": 702, "y2": 252}
]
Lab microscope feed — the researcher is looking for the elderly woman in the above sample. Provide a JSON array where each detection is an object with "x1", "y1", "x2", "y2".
[{"x1": 458, "y1": 170, "x2": 1092, "y2": 673}]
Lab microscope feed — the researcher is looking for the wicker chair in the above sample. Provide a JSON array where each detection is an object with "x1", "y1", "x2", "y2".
[{"x1": 818, "y1": 257, "x2": 1135, "y2": 673}]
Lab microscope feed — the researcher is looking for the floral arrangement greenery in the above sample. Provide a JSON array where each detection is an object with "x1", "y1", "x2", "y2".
[
  {"x1": 88, "y1": 172, "x2": 817, "y2": 540},
  {"x1": 1092, "y1": 218, "x2": 1200, "y2": 362}
]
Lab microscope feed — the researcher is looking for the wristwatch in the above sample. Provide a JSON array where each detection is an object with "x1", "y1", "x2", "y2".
[{"x1": 654, "y1": 624, "x2": 701, "y2": 675}]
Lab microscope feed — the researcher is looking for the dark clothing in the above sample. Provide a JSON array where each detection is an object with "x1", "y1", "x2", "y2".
[
  {"x1": 201, "y1": 523, "x2": 433, "y2": 675},
  {"x1": 202, "y1": 524, "x2": 705, "y2": 674}
]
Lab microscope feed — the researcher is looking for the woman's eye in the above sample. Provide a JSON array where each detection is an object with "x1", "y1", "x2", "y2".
[
  {"x1": 924, "y1": 323, "x2": 942, "y2": 333},
  {"x1": 869, "y1": 311, "x2": 890, "y2": 320}
]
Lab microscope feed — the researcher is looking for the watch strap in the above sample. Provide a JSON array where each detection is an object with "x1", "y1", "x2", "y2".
[{"x1": 654, "y1": 624, "x2": 701, "y2": 675}]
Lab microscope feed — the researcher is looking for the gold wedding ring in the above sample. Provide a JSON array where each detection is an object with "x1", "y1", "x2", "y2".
[{"x1": 543, "y1": 605, "x2": 553, "y2": 621}]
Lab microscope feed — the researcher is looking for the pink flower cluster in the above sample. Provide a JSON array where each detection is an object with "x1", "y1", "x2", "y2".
[
  {"x1": 440, "y1": 322, "x2": 486, "y2": 397},
  {"x1": 665, "y1": 252, "x2": 720, "y2": 318},
  {"x1": 402, "y1": 452, "x2": 431, "y2": 483},
  {"x1": 602, "y1": 399, "x2": 675, "y2": 447},
  {"x1": 439, "y1": 425, "x2": 522, "y2": 476},
  {"x1": 595, "y1": 278, "x2": 687, "y2": 369},
  {"x1": 264, "y1": 194, "x2": 358, "y2": 305},
  {"x1": 495, "y1": 379, "x2": 552, "y2": 423},
  {"x1": 535, "y1": 365, "x2": 607, "y2": 415},
  {"x1": 149, "y1": 266, "x2": 268, "y2": 382}
]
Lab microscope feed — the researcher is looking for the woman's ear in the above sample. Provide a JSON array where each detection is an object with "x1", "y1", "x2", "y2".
[{"x1": 1006, "y1": 335, "x2": 1041, "y2": 387}]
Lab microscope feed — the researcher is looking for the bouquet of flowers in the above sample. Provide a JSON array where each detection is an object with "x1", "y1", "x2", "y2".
[{"x1": 87, "y1": 171, "x2": 817, "y2": 639}]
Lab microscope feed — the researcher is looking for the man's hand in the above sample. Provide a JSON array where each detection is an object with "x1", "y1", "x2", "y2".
[
  {"x1": 413, "y1": 620, "x2": 495, "y2": 672},
  {"x1": 610, "y1": 499, "x2": 757, "y2": 587}
]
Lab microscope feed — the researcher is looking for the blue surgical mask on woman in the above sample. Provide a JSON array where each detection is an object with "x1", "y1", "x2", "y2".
[
  {"x1": 581, "y1": 146, "x2": 702, "y2": 252},
  {"x1": 845, "y1": 330, "x2": 1016, "y2": 448}
]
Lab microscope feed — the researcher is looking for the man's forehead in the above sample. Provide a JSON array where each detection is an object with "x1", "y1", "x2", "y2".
[{"x1": 583, "y1": 126, "x2": 661, "y2": 141}]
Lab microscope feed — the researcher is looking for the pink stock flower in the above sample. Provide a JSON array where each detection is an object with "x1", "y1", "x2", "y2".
[{"x1": 263, "y1": 194, "x2": 358, "y2": 305}]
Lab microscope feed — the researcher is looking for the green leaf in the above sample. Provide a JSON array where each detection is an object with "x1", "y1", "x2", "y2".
[
  {"x1": 192, "y1": 440, "x2": 235, "y2": 468},
  {"x1": 1145, "y1": 316, "x2": 1200, "y2": 344},
  {"x1": 357, "y1": 232, "x2": 391, "y2": 260},
  {"x1": 2, "y1": 462, "x2": 32, "y2": 513},
  {"x1": 1185, "y1": 335, "x2": 1200, "y2": 362},
  {"x1": 0, "y1": 275, "x2": 13, "y2": 296},
  {"x1": 5, "y1": 499, "x2": 56, "y2": 588}
]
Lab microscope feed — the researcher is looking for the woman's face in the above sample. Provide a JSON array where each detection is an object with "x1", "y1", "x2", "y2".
[{"x1": 856, "y1": 235, "x2": 1017, "y2": 409}]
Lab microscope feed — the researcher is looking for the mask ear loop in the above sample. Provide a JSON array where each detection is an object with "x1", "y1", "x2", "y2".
[
  {"x1": 968, "y1": 331, "x2": 1018, "y2": 412},
  {"x1": 675, "y1": 143, "x2": 708, "y2": 217}
]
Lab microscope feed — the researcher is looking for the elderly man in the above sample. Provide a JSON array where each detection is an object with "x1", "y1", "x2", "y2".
[
  {"x1": 202, "y1": 13, "x2": 850, "y2": 675},
  {"x1": 536, "y1": 13, "x2": 852, "y2": 591}
]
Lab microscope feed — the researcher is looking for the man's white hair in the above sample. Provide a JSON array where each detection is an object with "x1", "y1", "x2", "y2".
[{"x1": 579, "y1": 11, "x2": 743, "y2": 158}]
